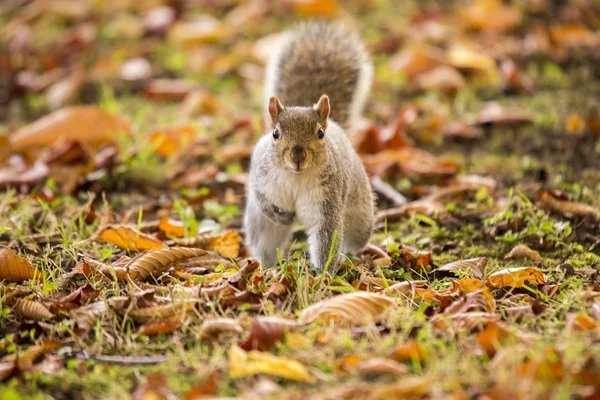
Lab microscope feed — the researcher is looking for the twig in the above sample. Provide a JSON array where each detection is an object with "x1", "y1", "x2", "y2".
[
  {"x1": 370, "y1": 176, "x2": 407, "y2": 206},
  {"x1": 73, "y1": 351, "x2": 167, "y2": 365}
]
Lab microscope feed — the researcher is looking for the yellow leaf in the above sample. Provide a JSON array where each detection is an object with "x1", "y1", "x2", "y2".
[
  {"x1": 228, "y1": 345, "x2": 315, "y2": 383},
  {"x1": 205, "y1": 231, "x2": 242, "y2": 258},
  {"x1": 99, "y1": 226, "x2": 165, "y2": 252},
  {"x1": 459, "y1": 279, "x2": 495, "y2": 312},
  {"x1": 504, "y1": 244, "x2": 544, "y2": 263},
  {"x1": 370, "y1": 376, "x2": 430, "y2": 399},
  {"x1": 486, "y1": 267, "x2": 546, "y2": 289},
  {"x1": 460, "y1": 0, "x2": 521, "y2": 32},
  {"x1": 127, "y1": 247, "x2": 208, "y2": 281},
  {"x1": 447, "y1": 45, "x2": 499, "y2": 83},
  {"x1": 0, "y1": 248, "x2": 40, "y2": 282}
]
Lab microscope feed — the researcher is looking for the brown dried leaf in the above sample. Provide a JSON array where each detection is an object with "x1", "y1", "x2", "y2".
[
  {"x1": 459, "y1": 279, "x2": 495, "y2": 311},
  {"x1": 127, "y1": 247, "x2": 208, "y2": 281},
  {"x1": 169, "y1": 16, "x2": 228, "y2": 46},
  {"x1": 0, "y1": 248, "x2": 40, "y2": 282},
  {"x1": 200, "y1": 318, "x2": 243, "y2": 338},
  {"x1": 139, "y1": 320, "x2": 183, "y2": 337},
  {"x1": 370, "y1": 376, "x2": 430, "y2": 399},
  {"x1": 538, "y1": 191, "x2": 599, "y2": 218},
  {"x1": 415, "y1": 65, "x2": 466, "y2": 93},
  {"x1": 71, "y1": 300, "x2": 108, "y2": 337},
  {"x1": 363, "y1": 148, "x2": 459, "y2": 178},
  {"x1": 476, "y1": 102, "x2": 533, "y2": 126},
  {"x1": 0, "y1": 161, "x2": 50, "y2": 190},
  {"x1": 240, "y1": 316, "x2": 299, "y2": 351},
  {"x1": 4, "y1": 340, "x2": 63, "y2": 370},
  {"x1": 10, "y1": 106, "x2": 129, "y2": 152},
  {"x1": 128, "y1": 302, "x2": 191, "y2": 323},
  {"x1": 299, "y1": 292, "x2": 396, "y2": 325},
  {"x1": 486, "y1": 267, "x2": 546, "y2": 289},
  {"x1": 14, "y1": 299, "x2": 54, "y2": 321},
  {"x1": 99, "y1": 226, "x2": 165, "y2": 252},
  {"x1": 447, "y1": 45, "x2": 499, "y2": 82},
  {"x1": 205, "y1": 231, "x2": 242, "y2": 258},
  {"x1": 388, "y1": 45, "x2": 446, "y2": 77},
  {"x1": 504, "y1": 244, "x2": 543, "y2": 263},
  {"x1": 459, "y1": 0, "x2": 521, "y2": 33},
  {"x1": 549, "y1": 24, "x2": 599, "y2": 48},
  {"x1": 133, "y1": 373, "x2": 178, "y2": 400},
  {"x1": 358, "y1": 358, "x2": 408, "y2": 377},
  {"x1": 435, "y1": 257, "x2": 487, "y2": 279}
]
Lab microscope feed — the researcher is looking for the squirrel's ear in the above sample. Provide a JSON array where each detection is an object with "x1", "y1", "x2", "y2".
[
  {"x1": 314, "y1": 94, "x2": 330, "y2": 127},
  {"x1": 268, "y1": 96, "x2": 284, "y2": 126}
]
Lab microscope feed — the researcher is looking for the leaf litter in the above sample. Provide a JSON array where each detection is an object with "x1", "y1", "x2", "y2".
[{"x1": 1, "y1": 0, "x2": 600, "y2": 398}]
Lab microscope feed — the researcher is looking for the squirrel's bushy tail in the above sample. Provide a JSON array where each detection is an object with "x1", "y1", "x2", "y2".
[{"x1": 264, "y1": 22, "x2": 373, "y2": 130}]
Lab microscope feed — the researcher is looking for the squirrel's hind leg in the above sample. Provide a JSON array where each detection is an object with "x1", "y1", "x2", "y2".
[
  {"x1": 341, "y1": 202, "x2": 374, "y2": 254},
  {"x1": 244, "y1": 199, "x2": 293, "y2": 267}
]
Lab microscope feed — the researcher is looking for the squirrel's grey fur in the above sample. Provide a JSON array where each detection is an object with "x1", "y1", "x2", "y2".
[{"x1": 245, "y1": 22, "x2": 375, "y2": 274}]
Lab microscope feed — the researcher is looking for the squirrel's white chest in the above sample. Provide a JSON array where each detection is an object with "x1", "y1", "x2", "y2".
[{"x1": 263, "y1": 169, "x2": 320, "y2": 212}]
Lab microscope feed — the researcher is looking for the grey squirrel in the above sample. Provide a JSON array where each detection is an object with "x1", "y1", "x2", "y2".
[{"x1": 244, "y1": 22, "x2": 375, "y2": 274}]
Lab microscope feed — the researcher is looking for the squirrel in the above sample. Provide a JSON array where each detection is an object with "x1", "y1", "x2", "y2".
[{"x1": 244, "y1": 22, "x2": 375, "y2": 274}]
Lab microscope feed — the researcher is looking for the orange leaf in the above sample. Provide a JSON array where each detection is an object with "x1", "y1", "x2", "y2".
[
  {"x1": 362, "y1": 148, "x2": 458, "y2": 178},
  {"x1": 149, "y1": 125, "x2": 196, "y2": 157},
  {"x1": 458, "y1": 279, "x2": 495, "y2": 312},
  {"x1": 334, "y1": 355, "x2": 362, "y2": 376},
  {"x1": 476, "y1": 321, "x2": 504, "y2": 357},
  {"x1": 486, "y1": 267, "x2": 546, "y2": 289},
  {"x1": 140, "y1": 320, "x2": 183, "y2": 337},
  {"x1": 292, "y1": 0, "x2": 339, "y2": 16},
  {"x1": 549, "y1": 24, "x2": 599, "y2": 48},
  {"x1": 240, "y1": 316, "x2": 299, "y2": 351},
  {"x1": 504, "y1": 244, "x2": 543, "y2": 263},
  {"x1": 158, "y1": 216, "x2": 186, "y2": 238},
  {"x1": 99, "y1": 226, "x2": 165, "y2": 252},
  {"x1": 9, "y1": 106, "x2": 129, "y2": 152},
  {"x1": 0, "y1": 248, "x2": 40, "y2": 282},
  {"x1": 567, "y1": 313, "x2": 598, "y2": 331},
  {"x1": 565, "y1": 113, "x2": 586, "y2": 134},
  {"x1": 392, "y1": 341, "x2": 428, "y2": 362},
  {"x1": 459, "y1": 0, "x2": 521, "y2": 33}
]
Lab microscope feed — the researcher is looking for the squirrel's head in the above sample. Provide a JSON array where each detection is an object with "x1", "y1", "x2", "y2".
[{"x1": 268, "y1": 94, "x2": 330, "y2": 173}]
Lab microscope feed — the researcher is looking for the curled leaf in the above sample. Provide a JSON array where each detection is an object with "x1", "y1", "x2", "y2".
[
  {"x1": 370, "y1": 377, "x2": 430, "y2": 399},
  {"x1": 14, "y1": 299, "x2": 54, "y2": 321},
  {"x1": 128, "y1": 302, "x2": 192, "y2": 323},
  {"x1": 127, "y1": 247, "x2": 208, "y2": 281},
  {"x1": 228, "y1": 345, "x2": 315, "y2": 383},
  {"x1": 538, "y1": 191, "x2": 599, "y2": 218},
  {"x1": 0, "y1": 248, "x2": 39, "y2": 282},
  {"x1": 200, "y1": 318, "x2": 243, "y2": 338},
  {"x1": 71, "y1": 301, "x2": 108, "y2": 337},
  {"x1": 486, "y1": 267, "x2": 546, "y2": 289},
  {"x1": 158, "y1": 216, "x2": 186, "y2": 238},
  {"x1": 435, "y1": 257, "x2": 487, "y2": 280},
  {"x1": 358, "y1": 358, "x2": 408, "y2": 377},
  {"x1": 299, "y1": 292, "x2": 396, "y2": 326}
]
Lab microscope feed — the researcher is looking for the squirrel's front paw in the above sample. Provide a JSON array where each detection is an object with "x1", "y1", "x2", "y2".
[{"x1": 272, "y1": 205, "x2": 295, "y2": 225}]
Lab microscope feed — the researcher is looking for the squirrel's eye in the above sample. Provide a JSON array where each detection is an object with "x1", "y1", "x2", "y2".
[
  {"x1": 317, "y1": 128, "x2": 325, "y2": 139},
  {"x1": 272, "y1": 128, "x2": 280, "y2": 140}
]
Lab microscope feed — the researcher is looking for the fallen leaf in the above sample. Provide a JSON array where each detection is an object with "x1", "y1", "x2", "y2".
[
  {"x1": 299, "y1": 292, "x2": 396, "y2": 325},
  {"x1": 0, "y1": 161, "x2": 50, "y2": 190},
  {"x1": 240, "y1": 316, "x2": 299, "y2": 351},
  {"x1": 565, "y1": 113, "x2": 586, "y2": 134},
  {"x1": 447, "y1": 45, "x2": 499, "y2": 82},
  {"x1": 158, "y1": 216, "x2": 186, "y2": 238},
  {"x1": 388, "y1": 44, "x2": 446, "y2": 77},
  {"x1": 140, "y1": 320, "x2": 183, "y2": 337},
  {"x1": 205, "y1": 231, "x2": 242, "y2": 258},
  {"x1": 71, "y1": 301, "x2": 108, "y2": 337},
  {"x1": 476, "y1": 102, "x2": 533, "y2": 126},
  {"x1": 14, "y1": 299, "x2": 54, "y2": 321},
  {"x1": 128, "y1": 302, "x2": 191, "y2": 323},
  {"x1": 99, "y1": 226, "x2": 165, "y2": 252},
  {"x1": 228, "y1": 345, "x2": 315, "y2": 383},
  {"x1": 549, "y1": 24, "x2": 599, "y2": 48},
  {"x1": 362, "y1": 147, "x2": 459, "y2": 178},
  {"x1": 500, "y1": 58, "x2": 534, "y2": 93},
  {"x1": 486, "y1": 267, "x2": 546, "y2": 289},
  {"x1": 370, "y1": 376, "x2": 430, "y2": 399},
  {"x1": 459, "y1": 0, "x2": 521, "y2": 32},
  {"x1": 566, "y1": 313, "x2": 598, "y2": 331},
  {"x1": 435, "y1": 257, "x2": 487, "y2": 279},
  {"x1": 358, "y1": 358, "x2": 409, "y2": 377},
  {"x1": 5, "y1": 340, "x2": 63, "y2": 370},
  {"x1": 538, "y1": 191, "x2": 599, "y2": 218},
  {"x1": 200, "y1": 318, "x2": 243, "y2": 338},
  {"x1": 127, "y1": 247, "x2": 208, "y2": 281},
  {"x1": 133, "y1": 373, "x2": 177, "y2": 400},
  {"x1": 180, "y1": 90, "x2": 221, "y2": 117},
  {"x1": 476, "y1": 321, "x2": 508, "y2": 356},
  {"x1": 169, "y1": 15, "x2": 228, "y2": 46},
  {"x1": 0, "y1": 248, "x2": 40, "y2": 282},
  {"x1": 45, "y1": 66, "x2": 86, "y2": 109},
  {"x1": 440, "y1": 122, "x2": 483, "y2": 140},
  {"x1": 144, "y1": 79, "x2": 198, "y2": 101},
  {"x1": 185, "y1": 371, "x2": 218, "y2": 399},
  {"x1": 292, "y1": 0, "x2": 339, "y2": 16},
  {"x1": 149, "y1": 125, "x2": 196, "y2": 157},
  {"x1": 415, "y1": 65, "x2": 466, "y2": 92},
  {"x1": 391, "y1": 340, "x2": 429, "y2": 362},
  {"x1": 10, "y1": 106, "x2": 129, "y2": 152},
  {"x1": 120, "y1": 57, "x2": 152, "y2": 81},
  {"x1": 504, "y1": 244, "x2": 543, "y2": 263}
]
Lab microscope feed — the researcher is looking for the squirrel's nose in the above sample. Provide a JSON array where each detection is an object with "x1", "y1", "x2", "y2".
[{"x1": 290, "y1": 146, "x2": 306, "y2": 163}]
